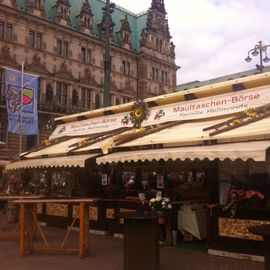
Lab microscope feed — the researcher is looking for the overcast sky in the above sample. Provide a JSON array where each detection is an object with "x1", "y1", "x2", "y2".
[{"x1": 113, "y1": 0, "x2": 270, "y2": 85}]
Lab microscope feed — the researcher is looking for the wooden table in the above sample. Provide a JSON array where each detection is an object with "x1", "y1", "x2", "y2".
[
  {"x1": 120, "y1": 211, "x2": 165, "y2": 270},
  {"x1": 13, "y1": 198, "x2": 96, "y2": 258},
  {"x1": 0, "y1": 195, "x2": 43, "y2": 239},
  {"x1": 0, "y1": 195, "x2": 43, "y2": 200},
  {"x1": 249, "y1": 224, "x2": 270, "y2": 270}
]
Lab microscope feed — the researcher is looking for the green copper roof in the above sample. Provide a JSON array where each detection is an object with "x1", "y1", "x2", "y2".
[
  {"x1": 16, "y1": 0, "x2": 26, "y2": 11},
  {"x1": 15, "y1": 0, "x2": 148, "y2": 53},
  {"x1": 44, "y1": 0, "x2": 57, "y2": 22}
]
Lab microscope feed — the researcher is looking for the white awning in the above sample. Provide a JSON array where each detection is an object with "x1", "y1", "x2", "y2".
[
  {"x1": 25, "y1": 138, "x2": 87, "y2": 158},
  {"x1": 96, "y1": 141, "x2": 270, "y2": 164},
  {"x1": 5, "y1": 154, "x2": 98, "y2": 171},
  {"x1": 0, "y1": 160, "x2": 10, "y2": 167}
]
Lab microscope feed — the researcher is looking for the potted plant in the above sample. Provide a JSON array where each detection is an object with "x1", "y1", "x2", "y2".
[
  {"x1": 223, "y1": 188, "x2": 265, "y2": 217},
  {"x1": 149, "y1": 195, "x2": 172, "y2": 225}
]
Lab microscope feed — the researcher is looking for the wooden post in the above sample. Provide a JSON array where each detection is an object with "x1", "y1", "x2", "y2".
[
  {"x1": 165, "y1": 216, "x2": 172, "y2": 246},
  {"x1": 19, "y1": 203, "x2": 25, "y2": 256},
  {"x1": 27, "y1": 205, "x2": 34, "y2": 253},
  {"x1": 79, "y1": 203, "x2": 89, "y2": 258}
]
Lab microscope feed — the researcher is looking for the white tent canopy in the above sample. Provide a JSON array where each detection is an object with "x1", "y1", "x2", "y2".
[
  {"x1": 5, "y1": 154, "x2": 98, "y2": 171},
  {"x1": 96, "y1": 141, "x2": 270, "y2": 164}
]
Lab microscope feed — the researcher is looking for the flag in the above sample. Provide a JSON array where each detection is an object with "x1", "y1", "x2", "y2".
[{"x1": 5, "y1": 68, "x2": 39, "y2": 135}]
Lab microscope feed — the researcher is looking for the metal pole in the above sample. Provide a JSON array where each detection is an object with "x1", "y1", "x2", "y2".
[
  {"x1": 259, "y1": 41, "x2": 263, "y2": 73},
  {"x1": 19, "y1": 62, "x2": 24, "y2": 155},
  {"x1": 245, "y1": 41, "x2": 270, "y2": 73},
  {"x1": 103, "y1": 0, "x2": 111, "y2": 107}
]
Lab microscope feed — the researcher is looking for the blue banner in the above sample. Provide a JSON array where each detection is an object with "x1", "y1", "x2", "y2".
[{"x1": 5, "y1": 68, "x2": 39, "y2": 135}]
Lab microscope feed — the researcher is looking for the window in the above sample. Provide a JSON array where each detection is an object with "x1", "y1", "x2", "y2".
[
  {"x1": 116, "y1": 98, "x2": 120, "y2": 105},
  {"x1": 159, "y1": 39, "x2": 162, "y2": 52},
  {"x1": 6, "y1": 24, "x2": 12, "y2": 41},
  {"x1": 26, "y1": 135, "x2": 38, "y2": 150},
  {"x1": 156, "y1": 38, "x2": 162, "y2": 53},
  {"x1": 122, "y1": 61, "x2": 130, "y2": 75},
  {"x1": 56, "y1": 82, "x2": 68, "y2": 106},
  {"x1": 29, "y1": 31, "x2": 35, "y2": 48},
  {"x1": 34, "y1": 0, "x2": 42, "y2": 9},
  {"x1": 123, "y1": 33, "x2": 129, "y2": 43},
  {"x1": 72, "y1": 89, "x2": 78, "y2": 106},
  {"x1": 36, "y1": 32, "x2": 42, "y2": 49},
  {"x1": 45, "y1": 84, "x2": 53, "y2": 101},
  {"x1": 83, "y1": 16, "x2": 91, "y2": 28},
  {"x1": 0, "y1": 69, "x2": 5, "y2": 104},
  {"x1": 81, "y1": 88, "x2": 91, "y2": 109},
  {"x1": 95, "y1": 94, "x2": 100, "y2": 109},
  {"x1": 0, "y1": 22, "x2": 4, "y2": 39},
  {"x1": 60, "y1": 7, "x2": 68, "y2": 20},
  {"x1": 81, "y1": 47, "x2": 91, "y2": 63},
  {"x1": 63, "y1": 41, "x2": 68, "y2": 57},
  {"x1": 152, "y1": 67, "x2": 159, "y2": 81},
  {"x1": 57, "y1": 39, "x2": 61, "y2": 55},
  {"x1": 161, "y1": 71, "x2": 168, "y2": 83},
  {"x1": 0, "y1": 21, "x2": 13, "y2": 41},
  {"x1": 0, "y1": 122, "x2": 7, "y2": 144},
  {"x1": 29, "y1": 31, "x2": 42, "y2": 49},
  {"x1": 56, "y1": 39, "x2": 68, "y2": 57},
  {"x1": 123, "y1": 97, "x2": 131, "y2": 103}
]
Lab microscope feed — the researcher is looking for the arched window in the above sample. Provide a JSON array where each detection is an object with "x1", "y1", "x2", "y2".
[
  {"x1": 116, "y1": 98, "x2": 120, "y2": 105},
  {"x1": 0, "y1": 122, "x2": 7, "y2": 144},
  {"x1": 95, "y1": 94, "x2": 100, "y2": 109}
]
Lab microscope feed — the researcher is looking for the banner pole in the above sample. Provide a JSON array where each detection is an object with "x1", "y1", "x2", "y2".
[{"x1": 19, "y1": 62, "x2": 24, "y2": 156}]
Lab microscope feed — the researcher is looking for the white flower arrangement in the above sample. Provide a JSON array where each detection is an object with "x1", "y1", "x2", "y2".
[{"x1": 149, "y1": 195, "x2": 172, "y2": 212}]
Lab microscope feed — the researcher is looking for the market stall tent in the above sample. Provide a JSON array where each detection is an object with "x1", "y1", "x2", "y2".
[
  {"x1": 4, "y1": 70, "x2": 270, "y2": 261},
  {"x1": 5, "y1": 71, "x2": 270, "y2": 170}
]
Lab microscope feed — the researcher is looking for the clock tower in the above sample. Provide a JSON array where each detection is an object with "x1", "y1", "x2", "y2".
[{"x1": 137, "y1": 0, "x2": 178, "y2": 99}]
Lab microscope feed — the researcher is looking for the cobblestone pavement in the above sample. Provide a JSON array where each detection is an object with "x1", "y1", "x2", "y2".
[{"x1": 0, "y1": 224, "x2": 263, "y2": 270}]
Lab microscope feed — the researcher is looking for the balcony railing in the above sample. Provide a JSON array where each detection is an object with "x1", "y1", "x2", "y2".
[
  {"x1": 38, "y1": 94, "x2": 89, "y2": 115},
  {"x1": 1, "y1": 93, "x2": 92, "y2": 115}
]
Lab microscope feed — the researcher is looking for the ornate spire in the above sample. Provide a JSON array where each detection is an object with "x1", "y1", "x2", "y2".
[
  {"x1": 151, "y1": 0, "x2": 166, "y2": 13},
  {"x1": 97, "y1": 9, "x2": 115, "y2": 41},
  {"x1": 140, "y1": 29, "x2": 148, "y2": 47},
  {"x1": 78, "y1": 0, "x2": 93, "y2": 32},
  {"x1": 144, "y1": 0, "x2": 171, "y2": 39},
  {"x1": 27, "y1": 0, "x2": 46, "y2": 17},
  {"x1": 80, "y1": 0, "x2": 93, "y2": 16},
  {"x1": 117, "y1": 14, "x2": 132, "y2": 48},
  {"x1": 120, "y1": 15, "x2": 131, "y2": 33},
  {"x1": 53, "y1": 0, "x2": 71, "y2": 25}
]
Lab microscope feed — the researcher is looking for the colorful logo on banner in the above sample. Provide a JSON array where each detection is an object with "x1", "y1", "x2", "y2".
[{"x1": 5, "y1": 68, "x2": 39, "y2": 135}]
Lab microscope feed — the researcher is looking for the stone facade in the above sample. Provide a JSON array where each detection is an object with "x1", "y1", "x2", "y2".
[{"x1": 0, "y1": 0, "x2": 178, "y2": 160}]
